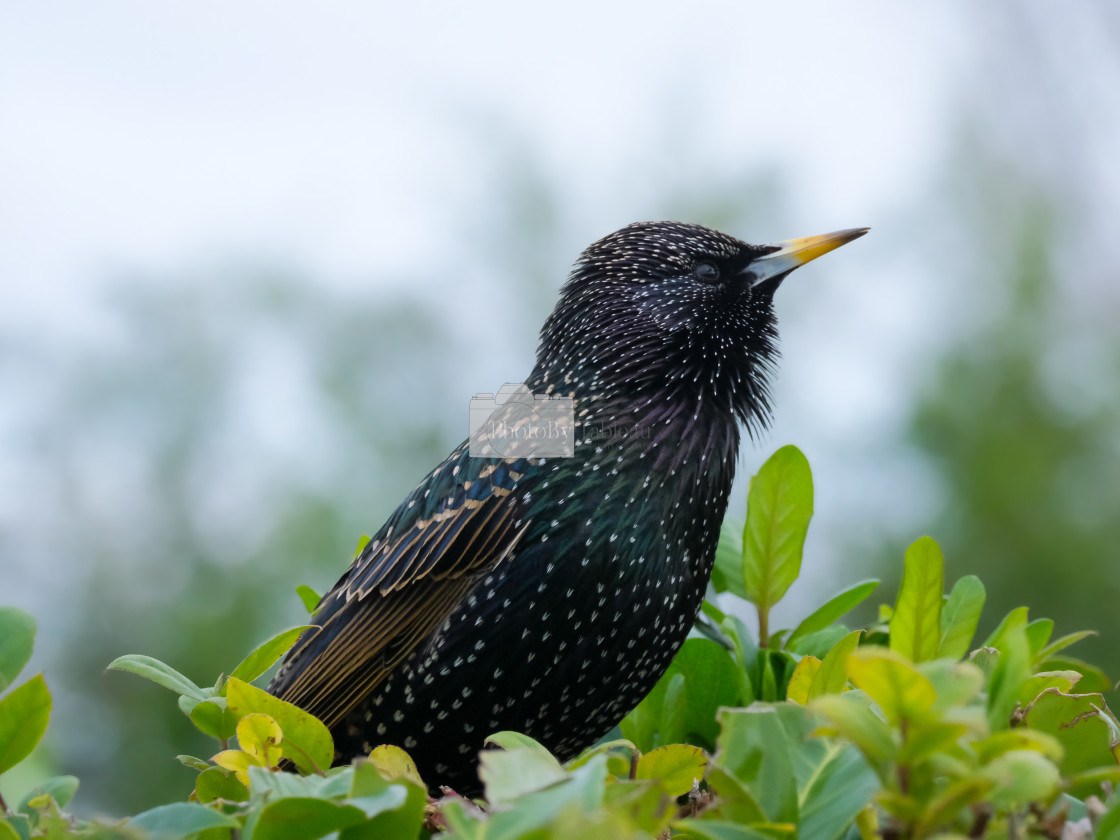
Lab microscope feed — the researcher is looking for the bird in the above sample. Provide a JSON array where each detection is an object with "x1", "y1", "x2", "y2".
[{"x1": 267, "y1": 221, "x2": 867, "y2": 793}]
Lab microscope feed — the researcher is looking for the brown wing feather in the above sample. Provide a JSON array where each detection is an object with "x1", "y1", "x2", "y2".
[{"x1": 268, "y1": 464, "x2": 530, "y2": 730}]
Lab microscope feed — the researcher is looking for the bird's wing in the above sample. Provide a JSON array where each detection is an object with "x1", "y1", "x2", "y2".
[{"x1": 268, "y1": 447, "x2": 533, "y2": 730}]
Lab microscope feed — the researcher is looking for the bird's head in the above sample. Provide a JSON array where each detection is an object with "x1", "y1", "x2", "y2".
[{"x1": 535, "y1": 221, "x2": 867, "y2": 433}]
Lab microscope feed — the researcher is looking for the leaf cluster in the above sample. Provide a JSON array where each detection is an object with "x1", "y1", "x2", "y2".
[{"x1": 3, "y1": 446, "x2": 1120, "y2": 838}]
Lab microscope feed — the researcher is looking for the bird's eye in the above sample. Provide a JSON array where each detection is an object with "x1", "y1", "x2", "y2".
[{"x1": 694, "y1": 261, "x2": 720, "y2": 282}]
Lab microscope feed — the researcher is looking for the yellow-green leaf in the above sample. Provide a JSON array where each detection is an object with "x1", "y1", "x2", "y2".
[
  {"x1": 0, "y1": 674, "x2": 51, "y2": 775},
  {"x1": 846, "y1": 647, "x2": 936, "y2": 725},
  {"x1": 938, "y1": 574, "x2": 985, "y2": 659},
  {"x1": 224, "y1": 676, "x2": 332, "y2": 774},
  {"x1": 237, "y1": 713, "x2": 284, "y2": 767},
  {"x1": 635, "y1": 744, "x2": 707, "y2": 797},
  {"x1": 230, "y1": 626, "x2": 316, "y2": 684},
  {"x1": 809, "y1": 630, "x2": 862, "y2": 699},
  {"x1": 786, "y1": 656, "x2": 821, "y2": 704},
  {"x1": 890, "y1": 537, "x2": 943, "y2": 663},
  {"x1": 368, "y1": 743, "x2": 426, "y2": 788},
  {"x1": 211, "y1": 749, "x2": 261, "y2": 787},
  {"x1": 742, "y1": 446, "x2": 813, "y2": 613}
]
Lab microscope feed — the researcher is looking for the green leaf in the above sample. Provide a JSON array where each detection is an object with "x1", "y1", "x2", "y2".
[
  {"x1": 786, "y1": 656, "x2": 821, "y2": 705},
  {"x1": 479, "y1": 746, "x2": 568, "y2": 805},
  {"x1": 250, "y1": 797, "x2": 367, "y2": 840},
  {"x1": 713, "y1": 705, "x2": 800, "y2": 824},
  {"x1": 1036, "y1": 630, "x2": 1097, "y2": 663},
  {"x1": 742, "y1": 445, "x2": 814, "y2": 614},
  {"x1": 105, "y1": 654, "x2": 206, "y2": 700},
  {"x1": 1025, "y1": 688, "x2": 1120, "y2": 795},
  {"x1": 795, "y1": 737, "x2": 879, "y2": 840},
  {"x1": 889, "y1": 536, "x2": 943, "y2": 663},
  {"x1": 985, "y1": 612, "x2": 1031, "y2": 732},
  {"x1": 787, "y1": 580, "x2": 879, "y2": 650},
  {"x1": 230, "y1": 625, "x2": 316, "y2": 684},
  {"x1": 190, "y1": 698, "x2": 238, "y2": 742},
  {"x1": 195, "y1": 766, "x2": 248, "y2": 803},
  {"x1": 810, "y1": 693, "x2": 897, "y2": 776},
  {"x1": 982, "y1": 749, "x2": 1061, "y2": 808},
  {"x1": 845, "y1": 647, "x2": 936, "y2": 725},
  {"x1": 711, "y1": 518, "x2": 747, "y2": 599},
  {"x1": 809, "y1": 630, "x2": 862, "y2": 699},
  {"x1": 705, "y1": 766, "x2": 768, "y2": 824},
  {"x1": 296, "y1": 585, "x2": 322, "y2": 615},
  {"x1": 982, "y1": 606, "x2": 1029, "y2": 649},
  {"x1": 486, "y1": 755, "x2": 607, "y2": 838},
  {"x1": 1025, "y1": 618, "x2": 1054, "y2": 655},
  {"x1": 1042, "y1": 655, "x2": 1112, "y2": 694},
  {"x1": 1017, "y1": 671, "x2": 1080, "y2": 707},
  {"x1": 634, "y1": 744, "x2": 707, "y2": 797},
  {"x1": 0, "y1": 674, "x2": 51, "y2": 774},
  {"x1": 912, "y1": 777, "x2": 993, "y2": 837},
  {"x1": 0, "y1": 607, "x2": 36, "y2": 692},
  {"x1": 15, "y1": 776, "x2": 79, "y2": 814},
  {"x1": 919, "y1": 659, "x2": 985, "y2": 710},
  {"x1": 565, "y1": 738, "x2": 638, "y2": 771},
  {"x1": 675, "y1": 820, "x2": 791, "y2": 840},
  {"x1": 128, "y1": 802, "x2": 239, "y2": 838},
  {"x1": 937, "y1": 575, "x2": 985, "y2": 659},
  {"x1": 367, "y1": 744, "x2": 427, "y2": 788},
  {"x1": 225, "y1": 676, "x2": 333, "y2": 774},
  {"x1": 0, "y1": 821, "x2": 20, "y2": 840},
  {"x1": 353, "y1": 534, "x2": 371, "y2": 558}
]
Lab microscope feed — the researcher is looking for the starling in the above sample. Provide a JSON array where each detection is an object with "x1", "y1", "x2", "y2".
[{"x1": 268, "y1": 221, "x2": 867, "y2": 792}]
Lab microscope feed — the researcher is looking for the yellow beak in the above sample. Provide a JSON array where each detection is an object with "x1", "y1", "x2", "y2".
[{"x1": 749, "y1": 227, "x2": 869, "y2": 286}]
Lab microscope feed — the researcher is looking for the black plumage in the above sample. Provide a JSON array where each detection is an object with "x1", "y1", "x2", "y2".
[{"x1": 268, "y1": 221, "x2": 866, "y2": 792}]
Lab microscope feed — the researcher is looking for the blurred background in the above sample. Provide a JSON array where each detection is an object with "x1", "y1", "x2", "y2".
[{"x1": 2, "y1": 0, "x2": 1119, "y2": 816}]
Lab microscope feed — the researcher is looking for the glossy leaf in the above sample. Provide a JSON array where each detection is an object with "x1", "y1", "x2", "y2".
[
  {"x1": 0, "y1": 606, "x2": 36, "y2": 692},
  {"x1": 742, "y1": 445, "x2": 814, "y2": 614},
  {"x1": 230, "y1": 625, "x2": 316, "y2": 684},
  {"x1": 0, "y1": 674, "x2": 51, "y2": 774},
  {"x1": 106, "y1": 654, "x2": 206, "y2": 700},
  {"x1": 889, "y1": 536, "x2": 943, "y2": 663},
  {"x1": 938, "y1": 574, "x2": 985, "y2": 659},
  {"x1": 787, "y1": 580, "x2": 879, "y2": 650},
  {"x1": 635, "y1": 744, "x2": 707, "y2": 796}
]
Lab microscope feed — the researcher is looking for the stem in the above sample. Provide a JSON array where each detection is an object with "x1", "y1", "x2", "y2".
[
  {"x1": 0, "y1": 787, "x2": 8, "y2": 815},
  {"x1": 758, "y1": 605, "x2": 769, "y2": 649}
]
